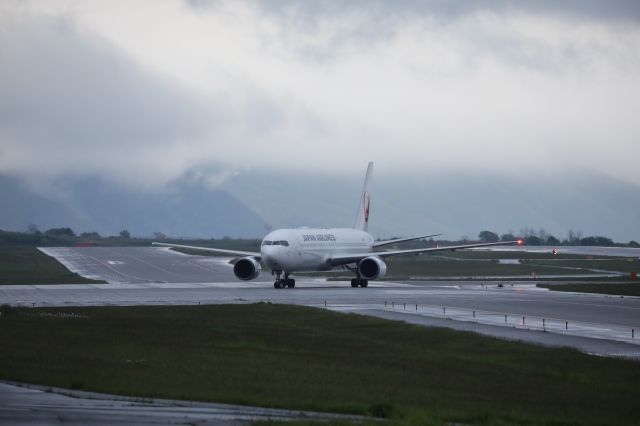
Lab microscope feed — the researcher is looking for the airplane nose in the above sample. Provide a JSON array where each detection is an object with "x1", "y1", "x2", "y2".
[{"x1": 261, "y1": 248, "x2": 279, "y2": 269}]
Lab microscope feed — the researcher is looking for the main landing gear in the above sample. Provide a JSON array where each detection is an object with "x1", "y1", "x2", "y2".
[
  {"x1": 273, "y1": 271, "x2": 295, "y2": 289},
  {"x1": 344, "y1": 264, "x2": 368, "y2": 288},
  {"x1": 342, "y1": 265, "x2": 369, "y2": 288},
  {"x1": 350, "y1": 278, "x2": 368, "y2": 288}
]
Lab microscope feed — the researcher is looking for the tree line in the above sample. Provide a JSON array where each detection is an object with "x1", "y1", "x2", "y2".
[
  {"x1": 478, "y1": 228, "x2": 638, "y2": 247},
  {"x1": 24, "y1": 224, "x2": 132, "y2": 239},
  {"x1": 0, "y1": 226, "x2": 135, "y2": 247},
  {"x1": 1, "y1": 224, "x2": 638, "y2": 248},
  {"x1": 0, "y1": 225, "x2": 261, "y2": 250}
]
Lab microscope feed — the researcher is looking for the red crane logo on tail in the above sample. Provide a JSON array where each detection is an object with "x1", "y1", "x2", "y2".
[{"x1": 363, "y1": 191, "x2": 370, "y2": 223}]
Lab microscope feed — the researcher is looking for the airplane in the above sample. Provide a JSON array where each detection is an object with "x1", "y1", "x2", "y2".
[{"x1": 153, "y1": 162, "x2": 522, "y2": 288}]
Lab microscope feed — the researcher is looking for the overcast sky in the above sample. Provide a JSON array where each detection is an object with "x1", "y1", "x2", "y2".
[{"x1": 1, "y1": 0, "x2": 640, "y2": 190}]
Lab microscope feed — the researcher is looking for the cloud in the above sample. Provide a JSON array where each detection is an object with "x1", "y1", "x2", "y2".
[
  {"x1": 245, "y1": 0, "x2": 640, "y2": 25},
  {"x1": 1, "y1": 0, "x2": 640, "y2": 189},
  {"x1": 0, "y1": 5, "x2": 324, "y2": 189},
  {"x1": 0, "y1": 12, "x2": 220, "y2": 188}
]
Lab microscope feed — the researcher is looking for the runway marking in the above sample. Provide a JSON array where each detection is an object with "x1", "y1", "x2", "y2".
[
  {"x1": 124, "y1": 254, "x2": 194, "y2": 280},
  {"x1": 102, "y1": 247, "x2": 192, "y2": 281},
  {"x1": 185, "y1": 257, "x2": 235, "y2": 274},
  {"x1": 82, "y1": 254, "x2": 158, "y2": 283},
  {"x1": 41, "y1": 248, "x2": 162, "y2": 284}
]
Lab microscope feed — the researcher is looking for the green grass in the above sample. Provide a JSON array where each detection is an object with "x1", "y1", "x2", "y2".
[
  {"x1": 384, "y1": 255, "x2": 576, "y2": 277},
  {"x1": 1, "y1": 304, "x2": 639, "y2": 425},
  {"x1": 316, "y1": 252, "x2": 624, "y2": 280},
  {"x1": 0, "y1": 247, "x2": 105, "y2": 284},
  {"x1": 538, "y1": 282, "x2": 640, "y2": 296},
  {"x1": 435, "y1": 250, "x2": 590, "y2": 260},
  {"x1": 529, "y1": 257, "x2": 640, "y2": 273}
]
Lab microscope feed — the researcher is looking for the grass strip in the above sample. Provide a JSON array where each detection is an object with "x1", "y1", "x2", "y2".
[
  {"x1": 1, "y1": 303, "x2": 639, "y2": 425},
  {"x1": 0, "y1": 247, "x2": 105, "y2": 285},
  {"x1": 314, "y1": 259, "x2": 612, "y2": 280},
  {"x1": 538, "y1": 282, "x2": 640, "y2": 296},
  {"x1": 529, "y1": 258, "x2": 640, "y2": 273}
]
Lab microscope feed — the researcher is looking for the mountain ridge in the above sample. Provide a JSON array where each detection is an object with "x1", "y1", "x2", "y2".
[
  {"x1": 0, "y1": 175, "x2": 267, "y2": 238},
  {"x1": 2, "y1": 170, "x2": 638, "y2": 242}
]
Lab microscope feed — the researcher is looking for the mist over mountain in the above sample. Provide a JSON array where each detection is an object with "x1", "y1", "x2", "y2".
[
  {"x1": 2, "y1": 2, "x2": 640, "y2": 245},
  {"x1": 1, "y1": 170, "x2": 638, "y2": 242},
  {"x1": 0, "y1": 175, "x2": 267, "y2": 238},
  {"x1": 221, "y1": 169, "x2": 640, "y2": 242}
]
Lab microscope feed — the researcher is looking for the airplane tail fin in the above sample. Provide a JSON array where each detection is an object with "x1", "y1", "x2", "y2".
[{"x1": 354, "y1": 162, "x2": 373, "y2": 232}]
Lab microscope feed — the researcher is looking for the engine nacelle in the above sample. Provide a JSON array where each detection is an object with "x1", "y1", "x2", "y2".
[
  {"x1": 233, "y1": 257, "x2": 261, "y2": 281},
  {"x1": 359, "y1": 256, "x2": 387, "y2": 280}
]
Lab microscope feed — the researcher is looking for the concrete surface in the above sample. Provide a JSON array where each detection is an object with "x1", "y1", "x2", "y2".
[
  {"x1": 3, "y1": 246, "x2": 640, "y2": 424},
  {"x1": 0, "y1": 381, "x2": 363, "y2": 425},
  {"x1": 1, "y1": 246, "x2": 638, "y2": 358},
  {"x1": 38, "y1": 246, "x2": 237, "y2": 283}
]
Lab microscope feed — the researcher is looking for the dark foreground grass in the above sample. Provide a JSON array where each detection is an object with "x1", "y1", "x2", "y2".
[
  {"x1": 538, "y1": 282, "x2": 640, "y2": 296},
  {"x1": 1, "y1": 304, "x2": 639, "y2": 425},
  {"x1": 0, "y1": 247, "x2": 105, "y2": 284}
]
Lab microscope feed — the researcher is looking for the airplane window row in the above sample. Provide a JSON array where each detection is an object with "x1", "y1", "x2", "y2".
[{"x1": 262, "y1": 240, "x2": 289, "y2": 246}]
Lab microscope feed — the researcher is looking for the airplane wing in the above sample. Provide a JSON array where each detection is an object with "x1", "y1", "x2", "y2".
[
  {"x1": 327, "y1": 240, "x2": 522, "y2": 266},
  {"x1": 372, "y1": 234, "x2": 442, "y2": 248},
  {"x1": 152, "y1": 242, "x2": 261, "y2": 259}
]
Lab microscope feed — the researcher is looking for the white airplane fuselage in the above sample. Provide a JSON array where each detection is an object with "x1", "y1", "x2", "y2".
[
  {"x1": 153, "y1": 161, "x2": 521, "y2": 288},
  {"x1": 261, "y1": 228, "x2": 374, "y2": 272}
]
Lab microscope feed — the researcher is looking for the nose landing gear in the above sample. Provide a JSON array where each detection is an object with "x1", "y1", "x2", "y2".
[{"x1": 273, "y1": 271, "x2": 295, "y2": 289}]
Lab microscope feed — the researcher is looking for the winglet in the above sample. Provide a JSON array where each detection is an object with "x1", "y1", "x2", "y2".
[{"x1": 354, "y1": 162, "x2": 374, "y2": 231}]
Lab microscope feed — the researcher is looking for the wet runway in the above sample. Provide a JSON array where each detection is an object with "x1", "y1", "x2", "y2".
[
  {"x1": 1, "y1": 247, "x2": 639, "y2": 358},
  {"x1": 3, "y1": 246, "x2": 640, "y2": 424},
  {"x1": 0, "y1": 381, "x2": 362, "y2": 425},
  {"x1": 38, "y1": 246, "x2": 237, "y2": 283},
  {"x1": 485, "y1": 245, "x2": 640, "y2": 258}
]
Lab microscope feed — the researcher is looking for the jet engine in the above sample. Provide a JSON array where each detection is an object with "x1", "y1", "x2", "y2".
[
  {"x1": 233, "y1": 257, "x2": 261, "y2": 280},
  {"x1": 358, "y1": 256, "x2": 387, "y2": 280}
]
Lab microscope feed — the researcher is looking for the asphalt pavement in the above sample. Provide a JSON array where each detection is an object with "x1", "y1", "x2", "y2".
[
  {"x1": 1, "y1": 246, "x2": 639, "y2": 358},
  {"x1": 0, "y1": 381, "x2": 363, "y2": 425},
  {"x1": 3, "y1": 246, "x2": 640, "y2": 424}
]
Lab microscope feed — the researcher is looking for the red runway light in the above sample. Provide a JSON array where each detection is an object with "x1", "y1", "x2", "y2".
[{"x1": 517, "y1": 239, "x2": 524, "y2": 245}]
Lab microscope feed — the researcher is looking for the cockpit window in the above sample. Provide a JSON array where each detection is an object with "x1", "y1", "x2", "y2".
[{"x1": 262, "y1": 240, "x2": 288, "y2": 246}]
